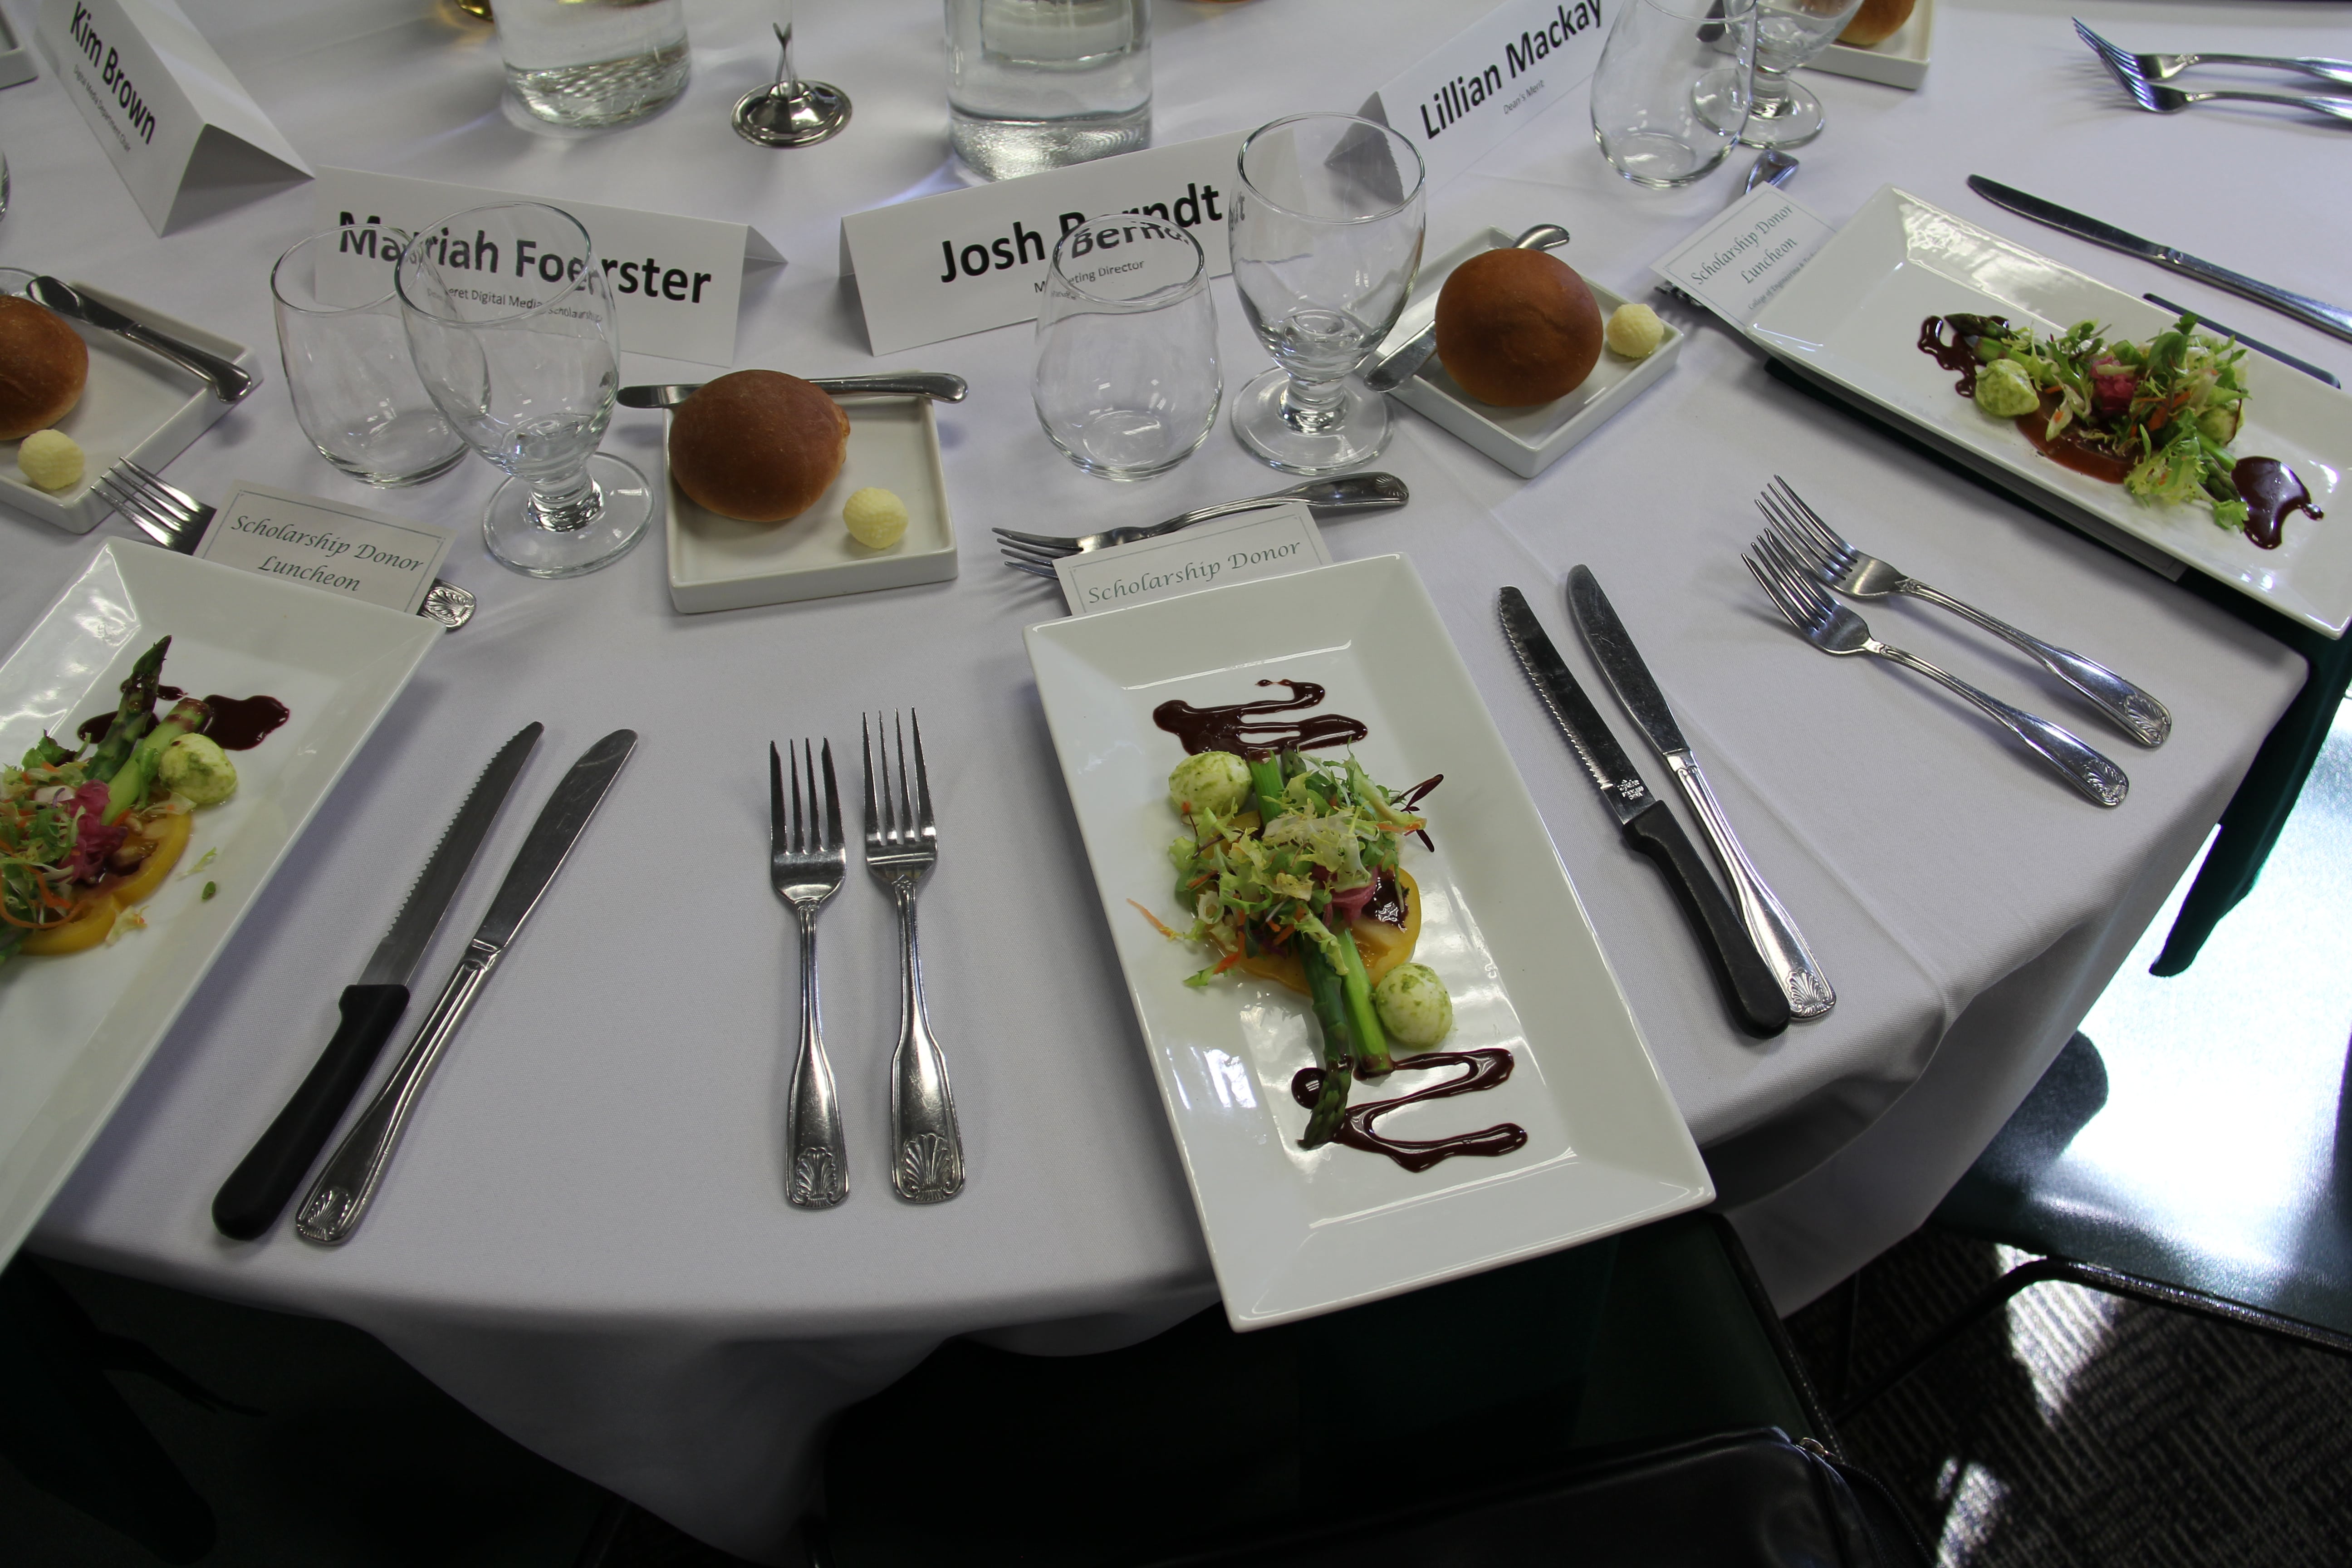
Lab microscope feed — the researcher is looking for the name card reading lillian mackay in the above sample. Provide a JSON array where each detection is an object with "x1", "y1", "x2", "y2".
[
  {"x1": 194, "y1": 482, "x2": 455, "y2": 617},
  {"x1": 1054, "y1": 503, "x2": 1332, "y2": 618}
]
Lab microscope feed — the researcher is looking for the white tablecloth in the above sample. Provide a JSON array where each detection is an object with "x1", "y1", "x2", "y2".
[{"x1": 3, "y1": 0, "x2": 2337, "y2": 1558}]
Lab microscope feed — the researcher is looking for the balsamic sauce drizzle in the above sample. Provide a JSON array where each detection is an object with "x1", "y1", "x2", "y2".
[
  {"x1": 1153, "y1": 679, "x2": 1368, "y2": 759},
  {"x1": 1291, "y1": 1049, "x2": 1529, "y2": 1173},
  {"x1": 74, "y1": 686, "x2": 290, "y2": 752}
]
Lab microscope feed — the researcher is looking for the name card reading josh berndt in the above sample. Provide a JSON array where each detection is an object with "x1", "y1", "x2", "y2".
[
  {"x1": 1054, "y1": 503, "x2": 1332, "y2": 617},
  {"x1": 195, "y1": 482, "x2": 455, "y2": 616}
]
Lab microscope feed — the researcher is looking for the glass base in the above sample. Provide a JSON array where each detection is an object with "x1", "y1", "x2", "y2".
[
  {"x1": 1230, "y1": 368, "x2": 1391, "y2": 476},
  {"x1": 319, "y1": 440, "x2": 467, "y2": 489},
  {"x1": 482, "y1": 453, "x2": 652, "y2": 578},
  {"x1": 1738, "y1": 78, "x2": 1828, "y2": 149},
  {"x1": 949, "y1": 104, "x2": 1149, "y2": 181}
]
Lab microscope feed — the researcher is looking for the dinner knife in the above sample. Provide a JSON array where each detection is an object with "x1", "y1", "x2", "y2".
[
  {"x1": 294, "y1": 728, "x2": 637, "y2": 1246},
  {"x1": 1363, "y1": 224, "x2": 1571, "y2": 392},
  {"x1": 210, "y1": 722, "x2": 543, "y2": 1241},
  {"x1": 1967, "y1": 176, "x2": 2352, "y2": 348},
  {"x1": 2140, "y1": 294, "x2": 2339, "y2": 389},
  {"x1": 617, "y1": 372, "x2": 968, "y2": 409},
  {"x1": 25, "y1": 276, "x2": 259, "y2": 403},
  {"x1": 1499, "y1": 589, "x2": 1791, "y2": 1039},
  {"x1": 1566, "y1": 568, "x2": 1834, "y2": 1021}
]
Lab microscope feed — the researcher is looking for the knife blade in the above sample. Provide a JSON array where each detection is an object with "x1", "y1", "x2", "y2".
[
  {"x1": 1566, "y1": 568, "x2": 1833, "y2": 1020},
  {"x1": 1363, "y1": 224, "x2": 1572, "y2": 392},
  {"x1": 1499, "y1": 589, "x2": 1790, "y2": 1038},
  {"x1": 294, "y1": 729, "x2": 637, "y2": 1245},
  {"x1": 211, "y1": 722, "x2": 543, "y2": 1240},
  {"x1": 1966, "y1": 176, "x2": 2352, "y2": 348},
  {"x1": 2140, "y1": 294, "x2": 2340, "y2": 389},
  {"x1": 617, "y1": 372, "x2": 968, "y2": 409}
]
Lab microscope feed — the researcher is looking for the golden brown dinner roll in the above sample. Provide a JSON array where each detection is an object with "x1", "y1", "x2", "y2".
[
  {"x1": 1433, "y1": 249, "x2": 1604, "y2": 408},
  {"x1": 669, "y1": 370, "x2": 850, "y2": 524},
  {"x1": 0, "y1": 296, "x2": 89, "y2": 442},
  {"x1": 1838, "y1": 0, "x2": 1915, "y2": 48}
]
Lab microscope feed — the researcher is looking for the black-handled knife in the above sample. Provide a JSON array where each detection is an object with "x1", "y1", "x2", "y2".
[
  {"x1": 1499, "y1": 589, "x2": 1790, "y2": 1038},
  {"x1": 210, "y1": 722, "x2": 543, "y2": 1240}
]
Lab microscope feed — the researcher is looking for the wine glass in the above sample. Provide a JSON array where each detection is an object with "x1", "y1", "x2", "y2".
[
  {"x1": 395, "y1": 202, "x2": 651, "y2": 578},
  {"x1": 1227, "y1": 113, "x2": 1425, "y2": 475},
  {"x1": 1742, "y1": 0, "x2": 1865, "y2": 149}
]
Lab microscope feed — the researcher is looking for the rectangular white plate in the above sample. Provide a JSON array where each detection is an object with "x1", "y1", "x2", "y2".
[
  {"x1": 1, "y1": 281, "x2": 262, "y2": 534},
  {"x1": 1753, "y1": 186, "x2": 2352, "y2": 637},
  {"x1": 667, "y1": 393, "x2": 957, "y2": 613},
  {"x1": 1024, "y1": 555, "x2": 1711, "y2": 1329},
  {"x1": 0, "y1": 543, "x2": 438, "y2": 1264},
  {"x1": 1386, "y1": 228, "x2": 1681, "y2": 480},
  {"x1": 1809, "y1": 0, "x2": 1932, "y2": 90}
]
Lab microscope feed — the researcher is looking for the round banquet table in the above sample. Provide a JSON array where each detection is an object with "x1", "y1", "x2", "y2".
[{"x1": 1, "y1": 0, "x2": 2338, "y2": 1558}]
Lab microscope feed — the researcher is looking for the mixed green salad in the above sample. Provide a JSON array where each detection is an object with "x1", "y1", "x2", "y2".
[
  {"x1": 1933, "y1": 312, "x2": 2254, "y2": 530},
  {"x1": 1152, "y1": 746, "x2": 1453, "y2": 1146},
  {"x1": 1, "y1": 637, "x2": 237, "y2": 971}
]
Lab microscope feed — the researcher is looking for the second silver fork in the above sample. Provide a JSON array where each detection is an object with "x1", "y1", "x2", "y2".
[
  {"x1": 772, "y1": 740, "x2": 849, "y2": 1209},
  {"x1": 863, "y1": 712, "x2": 963, "y2": 1203},
  {"x1": 1756, "y1": 478, "x2": 2170, "y2": 746}
]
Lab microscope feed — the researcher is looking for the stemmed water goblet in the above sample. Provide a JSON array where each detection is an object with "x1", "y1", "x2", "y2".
[
  {"x1": 1227, "y1": 113, "x2": 1426, "y2": 475},
  {"x1": 395, "y1": 201, "x2": 652, "y2": 578},
  {"x1": 1741, "y1": 0, "x2": 1866, "y2": 148}
]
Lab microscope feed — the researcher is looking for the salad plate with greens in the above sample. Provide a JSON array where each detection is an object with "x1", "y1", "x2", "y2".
[
  {"x1": 1754, "y1": 186, "x2": 2352, "y2": 636},
  {"x1": 0, "y1": 543, "x2": 436, "y2": 1264},
  {"x1": 1026, "y1": 555, "x2": 1710, "y2": 1329}
]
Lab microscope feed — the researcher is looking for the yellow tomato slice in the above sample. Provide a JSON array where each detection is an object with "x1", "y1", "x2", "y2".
[
  {"x1": 19, "y1": 812, "x2": 193, "y2": 957},
  {"x1": 1233, "y1": 867, "x2": 1424, "y2": 997}
]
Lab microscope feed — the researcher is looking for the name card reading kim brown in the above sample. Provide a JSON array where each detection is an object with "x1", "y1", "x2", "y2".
[{"x1": 194, "y1": 482, "x2": 455, "y2": 616}]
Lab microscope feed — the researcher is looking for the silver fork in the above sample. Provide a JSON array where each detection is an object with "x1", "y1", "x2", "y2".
[
  {"x1": 2081, "y1": 26, "x2": 2352, "y2": 122},
  {"x1": 94, "y1": 459, "x2": 476, "y2": 629},
  {"x1": 862, "y1": 712, "x2": 962, "y2": 1203},
  {"x1": 1755, "y1": 478, "x2": 2171, "y2": 747},
  {"x1": 2073, "y1": 18, "x2": 2352, "y2": 90},
  {"x1": 1745, "y1": 536, "x2": 2128, "y2": 807},
  {"x1": 994, "y1": 472, "x2": 1407, "y2": 573},
  {"x1": 771, "y1": 740, "x2": 850, "y2": 1209}
]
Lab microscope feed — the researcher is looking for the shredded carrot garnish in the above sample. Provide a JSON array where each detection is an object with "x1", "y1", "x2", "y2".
[{"x1": 1128, "y1": 899, "x2": 1179, "y2": 940}]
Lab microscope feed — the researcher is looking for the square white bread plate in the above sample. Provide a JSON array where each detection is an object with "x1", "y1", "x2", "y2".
[
  {"x1": 1752, "y1": 186, "x2": 2352, "y2": 637},
  {"x1": 1386, "y1": 228, "x2": 1682, "y2": 480},
  {"x1": 1024, "y1": 554, "x2": 1711, "y2": 1329},
  {"x1": 1810, "y1": 0, "x2": 1932, "y2": 90},
  {"x1": 0, "y1": 542, "x2": 438, "y2": 1263},
  {"x1": 1, "y1": 282, "x2": 261, "y2": 534},
  {"x1": 666, "y1": 392, "x2": 957, "y2": 613}
]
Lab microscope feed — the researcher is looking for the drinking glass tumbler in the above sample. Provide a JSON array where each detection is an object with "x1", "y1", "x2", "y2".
[
  {"x1": 1033, "y1": 216, "x2": 1219, "y2": 480},
  {"x1": 946, "y1": 0, "x2": 1151, "y2": 181},
  {"x1": 1227, "y1": 113, "x2": 1425, "y2": 476},
  {"x1": 270, "y1": 230, "x2": 466, "y2": 487},
  {"x1": 494, "y1": 0, "x2": 689, "y2": 128},
  {"x1": 1744, "y1": 0, "x2": 1866, "y2": 149},
  {"x1": 395, "y1": 203, "x2": 651, "y2": 578},
  {"x1": 1591, "y1": 0, "x2": 1757, "y2": 188}
]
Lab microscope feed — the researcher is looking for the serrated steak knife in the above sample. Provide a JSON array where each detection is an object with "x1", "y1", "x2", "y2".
[
  {"x1": 1566, "y1": 568, "x2": 1833, "y2": 1019},
  {"x1": 211, "y1": 722, "x2": 543, "y2": 1240},
  {"x1": 1500, "y1": 588, "x2": 1790, "y2": 1038}
]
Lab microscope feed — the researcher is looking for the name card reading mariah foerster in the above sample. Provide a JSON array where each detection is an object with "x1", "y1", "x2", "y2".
[
  {"x1": 194, "y1": 482, "x2": 455, "y2": 617},
  {"x1": 1649, "y1": 185, "x2": 1835, "y2": 337},
  {"x1": 1054, "y1": 503, "x2": 1331, "y2": 618},
  {"x1": 840, "y1": 131, "x2": 1245, "y2": 355}
]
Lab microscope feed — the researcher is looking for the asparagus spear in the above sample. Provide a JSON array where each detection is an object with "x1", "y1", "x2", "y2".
[
  {"x1": 1249, "y1": 755, "x2": 1355, "y2": 1145},
  {"x1": 1277, "y1": 750, "x2": 1393, "y2": 1076},
  {"x1": 84, "y1": 636, "x2": 171, "y2": 786},
  {"x1": 103, "y1": 696, "x2": 209, "y2": 824}
]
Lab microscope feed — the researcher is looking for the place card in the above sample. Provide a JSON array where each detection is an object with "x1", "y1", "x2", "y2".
[
  {"x1": 839, "y1": 132, "x2": 1245, "y2": 356},
  {"x1": 193, "y1": 481, "x2": 455, "y2": 617},
  {"x1": 313, "y1": 168, "x2": 785, "y2": 368},
  {"x1": 1356, "y1": 0, "x2": 1608, "y2": 192},
  {"x1": 1054, "y1": 502, "x2": 1331, "y2": 617},
  {"x1": 1649, "y1": 185, "x2": 1837, "y2": 336},
  {"x1": 36, "y1": 0, "x2": 311, "y2": 235}
]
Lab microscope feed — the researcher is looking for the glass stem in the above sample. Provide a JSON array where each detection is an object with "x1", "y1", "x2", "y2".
[
  {"x1": 1279, "y1": 375, "x2": 1348, "y2": 434},
  {"x1": 527, "y1": 469, "x2": 604, "y2": 534},
  {"x1": 1752, "y1": 68, "x2": 1793, "y2": 115},
  {"x1": 773, "y1": 12, "x2": 799, "y2": 90}
]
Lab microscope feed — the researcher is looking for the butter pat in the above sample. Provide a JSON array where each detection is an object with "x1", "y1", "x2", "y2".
[
  {"x1": 18, "y1": 429, "x2": 84, "y2": 491},
  {"x1": 1604, "y1": 304, "x2": 1665, "y2": 361},
  {"x1": 843, "y1": 486, "x2": 908, "y2": 549}
]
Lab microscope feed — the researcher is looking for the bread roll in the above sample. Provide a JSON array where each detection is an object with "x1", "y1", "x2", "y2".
[
  {"x1": 0, "y1": 297, "x2": 89, "y2": 443},
  {"x1": 1433, "y1": 249, "x2": 1604, "y2": 408},
  {"x1": 1838, "y1": 0, "x2": 1915, "y2": 48},
  {"x1": 669, "y1": 370, "x2": 850, "y2": 524}
]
